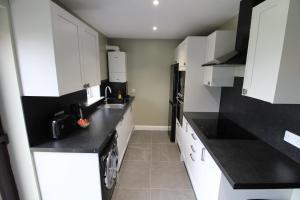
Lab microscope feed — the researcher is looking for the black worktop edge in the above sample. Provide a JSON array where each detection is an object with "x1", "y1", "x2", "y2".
[
  {"x1": 30, "y1": 97, "x2": 135, "y2": 154},
  {"x1": 183, "y1": 112, "x2": 300, "y2": 190}
]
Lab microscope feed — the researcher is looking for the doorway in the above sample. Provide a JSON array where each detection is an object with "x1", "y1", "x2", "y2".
[{"x1": 0, "y1": 117, "x2": 19, "y2": 200}]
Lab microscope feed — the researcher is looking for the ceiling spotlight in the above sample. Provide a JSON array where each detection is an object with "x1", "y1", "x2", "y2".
[
  {"x1": 153, "y1": 0, "x2": 159, "y2": 6},
  {"x1": 153, "y1": 26, "x2": 158, "y2": 31}
]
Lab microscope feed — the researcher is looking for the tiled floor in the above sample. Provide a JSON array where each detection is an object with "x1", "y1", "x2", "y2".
[{"x1": 112, "y1": 130, "x2": 196, "y2": 200}]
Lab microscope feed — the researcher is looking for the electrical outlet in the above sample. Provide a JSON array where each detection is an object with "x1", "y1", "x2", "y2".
[{"x1": 284, "y1": 130, "x2": 300, "y2": 149}]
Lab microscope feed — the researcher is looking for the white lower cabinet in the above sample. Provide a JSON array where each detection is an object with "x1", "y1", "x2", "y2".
[
  {"x1": 117, "y1": 104, "x2": 134, "y2": 170},
  {"x1": 34, "y1": 152, "x2": 102, "y2": 200},
  {"x1": 179, "y1": 116, "x2": 293, "y2": 200}
]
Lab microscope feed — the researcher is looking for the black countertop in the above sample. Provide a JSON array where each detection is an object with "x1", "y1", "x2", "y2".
[
  {"x1": 184, "y1": 112, "x2": 300, "y2": 189},
  {"x1": 31, "y1": 97, "x2": 134, "y2": 153}
]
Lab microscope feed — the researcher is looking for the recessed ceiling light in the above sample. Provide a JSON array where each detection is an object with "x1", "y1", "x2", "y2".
[
  {"x1": 153, "y1": 26, "x2": 158, "y2": 31},
  {"x1": 153, "y1": 0, "x2": 159, "y2": 6}
]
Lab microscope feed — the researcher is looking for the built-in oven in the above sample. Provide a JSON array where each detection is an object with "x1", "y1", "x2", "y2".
[
  {"x1": 176, "y1": 94, "x2": 184, "y2": 125},
  {"x1": 176, "y1": 70, "x2": 185, "y2": 126}
]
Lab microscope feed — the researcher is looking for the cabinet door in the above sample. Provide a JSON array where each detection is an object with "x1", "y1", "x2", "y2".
[
  {"x1": 243, "y1": 0, "x2": 290, "y2": 102},
  {"x1": 205, "y1": 33, "x2": 216, "y2": 62},
  {"x1": 184, "y1": 123, "x2": 208, "y2": 200},
  {"x1": 202, "y1": 148, "x2": 222, "y2": 200},
  {"x1": 51, "y1": 3, "x2": 83, "y2": 96},
  {"x1": 117, "y1": 118, "x2": 126, "y2": 169},
  {"x1": 177, "y1": 40, "x2": 188, "y2": 69},
  {"x1": 176, "y1": 120, "x2": 185, "y2": 159},
  {"x1": 79, "y1": 25, "x2": 101, "y2": 87}
]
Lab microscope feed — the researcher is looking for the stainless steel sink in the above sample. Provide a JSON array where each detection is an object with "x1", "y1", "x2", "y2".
[{"x1": 100, "y1": 104, "x2": 125, "y2": 109}]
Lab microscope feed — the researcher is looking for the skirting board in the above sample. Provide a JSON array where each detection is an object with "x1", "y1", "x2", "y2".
[{"x1": 134, "y1": 125, "x2": 170, "y2": 131}]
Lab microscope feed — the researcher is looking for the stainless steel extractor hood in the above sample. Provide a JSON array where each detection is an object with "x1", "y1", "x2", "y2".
[{"x1": 202, "y1": 0, "x2": 265, "y2": 67}]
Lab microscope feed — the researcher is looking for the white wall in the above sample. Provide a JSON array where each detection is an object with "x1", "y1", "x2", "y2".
[{"x1": 0, "y1": 0, "x2": 40, "y2": 199}]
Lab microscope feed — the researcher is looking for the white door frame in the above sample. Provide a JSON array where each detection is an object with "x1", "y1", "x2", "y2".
[{"x1": 0, "y1": 0, "x2": 40, "y2": 199}]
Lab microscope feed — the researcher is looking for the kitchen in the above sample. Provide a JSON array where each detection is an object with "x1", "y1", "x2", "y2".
[{"x1": 1, "y1": 0, "x2": 300, "y2": 200}]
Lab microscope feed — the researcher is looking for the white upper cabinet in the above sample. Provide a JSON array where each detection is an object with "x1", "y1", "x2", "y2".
[
  {"x1": 243, "y1": 0, "x2": 300, "y2": 104},
  {"x1": 203, "y1": 31, "x2": 236, "y2": 87},
  {"x1": 51, "y1": 3, "x2": 83, "y2": 96},
  {"x1": 175, "y1": 40, "x2": 188, "y2": 71},
  {"x1": 79, "y1": 24, "x2": 101, "y2": 88},
  {"x1": 10, "y1": 0, "x2": 101, "y2": 96}
]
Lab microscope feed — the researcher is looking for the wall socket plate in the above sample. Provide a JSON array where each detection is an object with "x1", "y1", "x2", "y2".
[{"x1": 284, "y1": 130, "x2": 300, "y2": 149}]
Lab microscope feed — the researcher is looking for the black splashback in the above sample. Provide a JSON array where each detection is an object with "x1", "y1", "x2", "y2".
[
  {"x1": 220, "y1": 77, "x2": 300, "y2": 164},
  {"x1": 100, "y1": 79, "x2": 128, "y2": 99},
  {"x1": 22, "y1": 90, "x2": 87, "y2": 146}
]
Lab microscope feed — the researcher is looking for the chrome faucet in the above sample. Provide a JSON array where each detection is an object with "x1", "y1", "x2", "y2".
[{"x1": 104, "y1": 86, "x2": 112, "y2": 104}]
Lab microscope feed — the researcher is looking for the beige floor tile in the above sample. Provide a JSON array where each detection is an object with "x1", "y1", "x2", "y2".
[
  {"x1": 118, "y1": 161, "x2": 150, "y2": 189},
  {"x1": 128, "y1": 143, "x2": 152, "y2": 150},
  {"x1": 114, "y1": 189, "x2": 150, "y2": 200},
  {"x1": 150, "y1": 189, "x2": 196, "y2": 200},
  {"x1": 150, "y1": 162, "x2": 192, "y2": 189},
  {"x1": 129, "y1": 132, "x2": 151, "y2": 144},
  {"x1": 151, "y1": 132, "x2": 170, "y2": 144},
  {"x1": 124, "y1": 146, "x2": 151, "y2": 161},
  {"x1": 152, "y1": 144, "x2": 180, "y2": 162}
]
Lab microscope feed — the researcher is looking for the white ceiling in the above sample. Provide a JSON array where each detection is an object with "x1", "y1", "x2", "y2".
[{"x1": 59, "y1": 0, "x2": 240, "y2": 39}]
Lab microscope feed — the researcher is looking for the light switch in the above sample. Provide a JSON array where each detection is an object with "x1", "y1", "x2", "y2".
[{"x1": 284, "y1": 130, "x2": 300, "y2": 149}]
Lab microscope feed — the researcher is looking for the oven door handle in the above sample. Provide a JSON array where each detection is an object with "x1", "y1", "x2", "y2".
[{"x1": 176, "y1": 97, "x2": 184, "y2": 104}]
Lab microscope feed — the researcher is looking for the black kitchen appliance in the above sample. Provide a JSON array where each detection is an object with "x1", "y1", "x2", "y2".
[
  {"x1": 0, "y1": 117, "x2": 19, "y2": 200},
  {"x1": 168, "y1": 64, "x2": 185, "y2": 142},
  {"x1": 192, "y1": 115, "x2": 257, "y2": 140},
  {"x1": 49, "y1": 113, "x2": 76, "y2": 139},
  {"x1": 176, "y1": 70, "x2": 186, "y2": 126},
  {"x1": 202, "y1": 0, "x2": 265, "y2": 66},
  {"x1": 100, "y1": 131, "x2": 118, "y2": 200},
  {"x1": 71, "y1": 103, "x2": 84, "y2": 120}
]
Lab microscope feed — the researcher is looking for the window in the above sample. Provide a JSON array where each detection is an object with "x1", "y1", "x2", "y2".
[{"x1": 86, "y1": 85, "x2": 102, "y2": 106}]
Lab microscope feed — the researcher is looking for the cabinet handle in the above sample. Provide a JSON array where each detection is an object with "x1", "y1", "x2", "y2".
[
  {"x1": 242, "y1": 89, "x2": 248, "y2": 95},
  {"x1": 190, "y1": 145, "x2": 196, "y2": 153},
  {"x1": 190, "y1": 153, "x2": 195, "y2": 162},
  {"x1": 191, "y1": 133, "x2": 197, "y2": 141},
  {"x1": 208, "y1": 81, "x2": 211, "y2": 86},
  {"x1": 83, "y1": 83, "x2": 90, "y2": 89},
  {"x1": 201, "y1": 148, "x2": 206, "y2": 162}
]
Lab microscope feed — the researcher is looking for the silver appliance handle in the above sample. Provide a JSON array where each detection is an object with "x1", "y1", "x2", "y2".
[
  {"x1": 176, "y1": 97, "x2": 184, "y2": 104},
  {"x1": 51, "y1": 121, "x2": 58, "y2": 138}
]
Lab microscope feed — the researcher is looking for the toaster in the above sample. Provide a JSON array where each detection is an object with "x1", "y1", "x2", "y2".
[{"x1": 50, "y1": 114, "x2": 76, "y2": 139}]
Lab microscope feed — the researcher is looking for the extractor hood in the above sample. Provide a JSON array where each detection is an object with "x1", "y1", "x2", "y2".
[{"x1": 202, "y1": 0, "x2": 265, "y2": 67}]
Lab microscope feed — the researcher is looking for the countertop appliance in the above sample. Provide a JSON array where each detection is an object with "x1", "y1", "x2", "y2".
[
  {"x1": 100, "y1": 131, "x2": 118, "y2": 200},
  {"x1": 50, "y1": 114, "x2": 76, "y2": 139},
  {"x1": 168, "y1": 63, "x2": 185, "y2": 142},
  {"x1": 202, "y1": 0, "x2": 265, "y2": 66},
  {"x1": 192, "y1": 115, "x2": 257, "y2": 140}
]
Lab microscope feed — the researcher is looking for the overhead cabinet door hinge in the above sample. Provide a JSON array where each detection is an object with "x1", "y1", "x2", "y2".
[{"x1": 0, "y1": 134, "x2": 9, "y2": 144}]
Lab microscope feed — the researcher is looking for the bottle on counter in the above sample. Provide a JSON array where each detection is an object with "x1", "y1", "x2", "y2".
[{"x1": 117, "y1": 90, "x2": 123, "y2": 101}]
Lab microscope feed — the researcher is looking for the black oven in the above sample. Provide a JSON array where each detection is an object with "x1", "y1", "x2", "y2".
[{"x1": 176, "y1": 71, "x2": 185, "y2": 126}]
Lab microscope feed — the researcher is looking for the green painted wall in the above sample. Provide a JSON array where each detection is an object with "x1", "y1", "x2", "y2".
[
  {"x1": 108, "y1": 39, "x2": 181, "y2": 126},
  {"x1": 219, "y1": 16, "x2": 238, "y2": 30}
]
